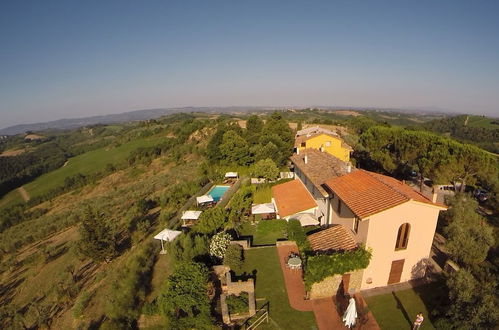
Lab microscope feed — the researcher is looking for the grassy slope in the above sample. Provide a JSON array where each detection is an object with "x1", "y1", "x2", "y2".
[
  {"x1": 0, "y1": 135, "x2": 165, "y2": 208},
  {"x1": 238, "y1": 247, "x2": 316, "y2": 330}
]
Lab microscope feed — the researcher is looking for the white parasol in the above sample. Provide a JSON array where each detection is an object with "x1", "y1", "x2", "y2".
[{"x1": 342, "y1": 297, "x2": 357, "y2": 328}]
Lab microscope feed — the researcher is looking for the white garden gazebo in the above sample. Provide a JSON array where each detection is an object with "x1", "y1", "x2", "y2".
[
  {"x1": 196, "y1": 195, "x2": 214, "y2": 206},
  {"x1": 154, "y1": 229, "x2": 182, "y2": 254},
  {"x1": 181, "y1": 210, "x2": 202, "y2": 226}
]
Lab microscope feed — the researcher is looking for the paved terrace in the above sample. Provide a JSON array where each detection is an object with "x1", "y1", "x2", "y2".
[{"x1": 276, "y1": 242, "x2": 380, "y2": 330}]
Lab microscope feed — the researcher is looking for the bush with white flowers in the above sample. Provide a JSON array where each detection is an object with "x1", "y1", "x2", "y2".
[{"x1": 209, "y1": 232, "x2": 232, "y2": 260}]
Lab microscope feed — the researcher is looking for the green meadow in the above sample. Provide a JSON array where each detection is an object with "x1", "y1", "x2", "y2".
[{"x1": 0, "y1": 135, "x2": 166, "y2": 208}]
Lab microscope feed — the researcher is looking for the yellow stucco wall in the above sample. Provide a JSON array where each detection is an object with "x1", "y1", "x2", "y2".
[{"x1": 297, "y1": 134, "x2": 350, "y2": 162}]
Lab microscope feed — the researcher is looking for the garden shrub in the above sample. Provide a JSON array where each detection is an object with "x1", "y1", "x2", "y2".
[
  {"x1": 226, "y1": 292, "x2": 249, "y2": 314},
  {"x1": 209, "y1": 232, "x2": 232, "y2": 260},
  {"x1": 304, "y1": 247, "x2": 372, "y2": 289},
  {"x1": 287, "y1": 219, "x2": 311, "y2": 252},
  {"x1": 223, "y1": 244, "x2": 244, "y2": 271}
]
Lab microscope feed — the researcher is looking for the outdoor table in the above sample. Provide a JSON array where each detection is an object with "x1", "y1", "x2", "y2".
[{"x1": 288, "y1": 257, "x2": 302, "y2": 269}]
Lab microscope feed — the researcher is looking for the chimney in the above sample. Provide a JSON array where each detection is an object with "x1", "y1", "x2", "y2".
[
  {"x1": 296, "y1": 148, "x2": 300, "y2": 155},
  {"x1": 432, "y1": 187, "x2": 438, "y2": 203},
  {"x1": 304, "y1": 155, "x2": 308, "y2": 164},
  {"x1": 346, "y1": 163, "x2": 352, "y2": 173},
  {"x1": 320, "y1": 147, "x2": 324, "y2": 152}
]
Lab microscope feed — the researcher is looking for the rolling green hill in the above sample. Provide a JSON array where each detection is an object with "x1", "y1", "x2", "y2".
[{"x1": 0, "y1": 135, "x2": 167, "y2": 208}]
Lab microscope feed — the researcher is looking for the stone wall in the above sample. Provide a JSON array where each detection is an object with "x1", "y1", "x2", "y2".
[
  {"x1": 230, "y1": 239, "x2": 250, "y2": 250},
  {"x1": 310, "y1": 274, "x2": 342, "y2": 299},
  {"x1": 309, "y1": 270, "x2": 364, "y2": 299}
]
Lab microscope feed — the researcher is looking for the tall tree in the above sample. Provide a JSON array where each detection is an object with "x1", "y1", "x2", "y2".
[
  {"x1": 193, "y1": 207, "x2": 228, "y2": 235},
  {"x1": 443, "y1": 195, "x2": 494, "y2": 266},
  {"x1": 251, "y1": 158, "x2": 280, "y2": 182},
  {"x1": 444, "y1": 269, "x2": 498, "y2": 329},
  {"x1": 219, "y1": 131, "x2": 251, "y2": 165},
  {"x1": 77, "y1": 207, "x2": 117, "y2": 263},
  {"x1": 158, "y1": 262, "x2": 213, "y2": 329}
]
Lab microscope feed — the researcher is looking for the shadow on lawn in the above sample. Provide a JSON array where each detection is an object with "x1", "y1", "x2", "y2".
[
  {"x1": 411, "y1": 278, "x2": 449, "y2": 324},
  {"x1": 392, "y1": 291, "x2": 412, "y2": 328}
]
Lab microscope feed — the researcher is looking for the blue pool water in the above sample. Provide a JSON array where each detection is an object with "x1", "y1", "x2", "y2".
[{"x1": 208, "y1": 185, "x2": 230, "y2": 201}]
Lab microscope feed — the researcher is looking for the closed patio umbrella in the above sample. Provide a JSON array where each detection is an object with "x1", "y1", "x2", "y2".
[{"x1": 342, "y1": 297, "x2": 357, "y2": 328}]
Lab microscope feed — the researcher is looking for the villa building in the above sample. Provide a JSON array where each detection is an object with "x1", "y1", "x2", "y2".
[{"x1": 322, "y1": 170, "x2": 447, "y2": 289}]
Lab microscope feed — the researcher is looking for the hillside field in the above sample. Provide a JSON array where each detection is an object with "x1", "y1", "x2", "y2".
[{"x1": 0, "y1": 135, "x2": 166, "y2": 208}]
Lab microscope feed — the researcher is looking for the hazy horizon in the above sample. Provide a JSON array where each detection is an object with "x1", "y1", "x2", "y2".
[{"x1": 1, "y1": 1, "x2": 498, "y2": 128}]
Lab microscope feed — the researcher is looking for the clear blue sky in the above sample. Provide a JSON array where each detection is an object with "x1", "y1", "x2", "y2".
[{"x1": 1, "y1": 0, "x2": 498, "y2": 128}]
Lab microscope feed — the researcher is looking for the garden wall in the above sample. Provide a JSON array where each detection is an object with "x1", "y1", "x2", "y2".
[{"x1": 309, "y1": 269, "x2": 363, "y2": 299}]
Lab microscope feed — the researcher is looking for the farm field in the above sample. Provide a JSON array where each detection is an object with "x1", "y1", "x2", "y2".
[
  {"x1": 466, "y1": 115, "x2": 499, "y2": 129},
  {"x1": 0, "y1": 135, "x2": 166, "y2": 208}
]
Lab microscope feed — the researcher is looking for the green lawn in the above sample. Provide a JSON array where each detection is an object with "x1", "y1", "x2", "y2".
[
  {"x1": 365, "y1": 282, "x2": 446, "y2": 330},
  {"x1": 0, "y1": 135, "x2": 166, "y2": 208},
  {"x1": 253, "y1": 185, "x2": 272, "y2": 204},
  {"x1": 237, "y1": 247, "x2": 316, "y2": 329},
  {"x1": 239, "y1": 220, "x2": 287, "y2": 246}
]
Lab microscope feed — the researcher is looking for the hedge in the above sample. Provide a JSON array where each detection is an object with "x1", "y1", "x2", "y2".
[{"x1": 304, "y1": 247, "x2": 372, "y2": 289}]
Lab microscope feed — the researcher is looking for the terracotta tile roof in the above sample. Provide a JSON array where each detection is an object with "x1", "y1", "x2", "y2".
[
  {"x1": 296, "y1": 126, "x2": 336, "y2": 137},
  {"x1": 324, "y1": 170, "x2": 447, "y2": 219},
  {"x1": 307, "y1": 225, "x2": 358, "y2": 252},
  {"x1": 272, "y1": 180, "x2": 317, "y2": 217},
  {"x1": 291, "y1": 149, "x2": 353, "y2": 196}
]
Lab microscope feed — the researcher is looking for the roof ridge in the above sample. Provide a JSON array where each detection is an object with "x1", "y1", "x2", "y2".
[
  {"x1": 363, "y1": 170, "x2": 436, "y2": 204},
  {"x1": 361, "y1": 170, "x2": 411, "y2": 202}
]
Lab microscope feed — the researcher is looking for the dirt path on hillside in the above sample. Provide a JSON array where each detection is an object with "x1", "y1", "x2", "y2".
[{"x1": 18, "y1": 186, "x2": 30, "y2": 202}]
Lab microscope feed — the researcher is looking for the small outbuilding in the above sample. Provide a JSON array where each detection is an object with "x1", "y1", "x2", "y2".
[{"x1": 154, "y1": 229, "x2": 182, "y2": 254}]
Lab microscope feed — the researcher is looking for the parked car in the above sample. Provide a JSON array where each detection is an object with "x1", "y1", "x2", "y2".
[{"x1": 474, "y1": 189, "x2": 489, "y2": 202}]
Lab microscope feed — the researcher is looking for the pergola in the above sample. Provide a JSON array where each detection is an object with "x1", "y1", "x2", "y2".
[
  {"x1": 196, "y1": 195, "x2": 214, "y2": 205},
  {"x1": 291, "y1": 213, "x2": 320, "y2": 226},
  {"x1": 251, "y1": 203, "x2": 276, "y2": 215},
  {"x1": 181, "y1": 210, "x2": 202, "y2": 226},
  {"x1": 154, "y1": 229, "x2": 182, "y2": 254}
]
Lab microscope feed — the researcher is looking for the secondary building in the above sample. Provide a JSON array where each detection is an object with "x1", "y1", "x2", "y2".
[
  {"x1": 291, "y1": 148, "x2": 352, "y2": 225},
  {"x1": 271, "y1": 179, "x2": 318, "y2": 224},
  {"x1": 295, "y1": 131, "x2": 352, "y2": 162}
]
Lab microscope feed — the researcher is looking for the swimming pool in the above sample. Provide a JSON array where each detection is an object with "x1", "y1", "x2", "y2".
[{"x1": 208, "y1": 185, "x2": 230, "y2": 202}]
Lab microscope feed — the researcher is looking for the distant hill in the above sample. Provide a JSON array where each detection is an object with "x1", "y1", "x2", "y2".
[
  {"x1": 0, "y1": 108, "x2": 174, "y2": 135},
  {"x1": 0, "y1": 106, "x2": 290, "y2": 135},
  {"x1": 0, "y1": 105, "x2": 460, "y2": 135}
]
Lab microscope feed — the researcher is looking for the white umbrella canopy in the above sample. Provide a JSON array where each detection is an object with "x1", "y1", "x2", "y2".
[
  {"x1": 196, "y1": 195, "x2": 214, "y2": 204},
  {"x1": 181, "y1": 210, "x2": 202, "y2": 220},
  {"x1": 225, "y1": 172, "x2": 238, "y2": 178},
  {"x1": 251, "y1": 203, "x2": 276, "y2": 215},
  {"x1": 292, "y1": 213, "x2": 320, "y2": 226},
  {"x1": 342, "y1": 297, "x2": 357, "y2": 328},
  {"x1": 154, "y1": 229, "x2": 182, "y2": 254}
]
